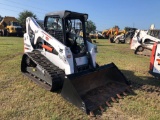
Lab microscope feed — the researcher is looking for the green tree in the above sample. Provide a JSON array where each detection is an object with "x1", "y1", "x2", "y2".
[
  {"x1": 86, "y1": 20, "x2": 96, "y2": 33},
  {"x1": 114, "y1": 25, "x2": 120, "y2": 30},
  {"x1": 18, "y1": 10, "x2": 37, "y2": 29}
]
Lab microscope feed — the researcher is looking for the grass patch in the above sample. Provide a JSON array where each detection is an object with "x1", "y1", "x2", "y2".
[{"x1": 0, "y1": 37, "x2": 160, "y2": 120}]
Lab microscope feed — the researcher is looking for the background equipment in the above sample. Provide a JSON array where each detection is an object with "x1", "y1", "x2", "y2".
[
  {"x1": 131, "y1": 30, "x2": 160, "y2": 56},
  {"x1": 0, "y1": 16, "x2": 23, "y2": 36},
  {"x1": 112, "y1": 27, "x2": 137, "y2": 44}
]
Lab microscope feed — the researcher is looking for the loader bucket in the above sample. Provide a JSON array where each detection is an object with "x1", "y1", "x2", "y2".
[{"x1": 61, "y1": 63, "x2": 130, "y2": 114}]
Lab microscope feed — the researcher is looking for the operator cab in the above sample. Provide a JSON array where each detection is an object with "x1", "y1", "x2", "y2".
[{"x1": 44, "y1": 10, "x2": 88, "y2": 55}]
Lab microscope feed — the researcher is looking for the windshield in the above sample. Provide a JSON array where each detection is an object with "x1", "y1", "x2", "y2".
[
  {"x1": 66, "y1": 19, "x2": 85, "y2": 44},
  {"x1": 66, "y1": 19, "x2": 87, "y2": 54},
  {"x1": 12, "y1": 22, "x2": 20, "y2": 26},
  {"x1": 46, "y1": 17, "x2": 62, "y2": 30}
]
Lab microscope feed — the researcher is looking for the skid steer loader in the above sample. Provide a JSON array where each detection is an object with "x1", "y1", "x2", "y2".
[
  {"x1": 131, "y1": 30, "x2": 160, "y2": 56},
  {"x1": 21, "y1": 10, "x2": 131, "y2": 116},
  {"x1": 113, "y1": 28, "x2": 137, "y2": 44}
]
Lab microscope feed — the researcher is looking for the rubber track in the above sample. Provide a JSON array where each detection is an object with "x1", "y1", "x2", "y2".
[{"x1": 24, "y1": 50, "x2": 64, "y2": 91}]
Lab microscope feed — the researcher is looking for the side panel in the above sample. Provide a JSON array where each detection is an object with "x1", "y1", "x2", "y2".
[
  {"x1": 24, "y1": 33, "x2": 34, "y2": 52},
  {"x1": 41, "y1": 50, "x2": 74, "y2": 75},
  {"x1": 87, "y1": 41, "x2": 97, "y2": 67},
  {"x1": 130, "y1": 30, "x2": 141, "y2": 50},
  {"x1": 130, "y1": 37, "x2": 140, "y2": 50}
]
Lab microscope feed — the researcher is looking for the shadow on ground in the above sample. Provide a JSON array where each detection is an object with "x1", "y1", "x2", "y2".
[
  {"x1": 97, "y1": 44, "x2": 114, "y2": 46},
  {"x1": 121, "y1": 70, "x2": 160, "y2": 92}
]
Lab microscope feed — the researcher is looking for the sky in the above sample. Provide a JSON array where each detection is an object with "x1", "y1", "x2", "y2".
[{"x1": 0, "y1": 0, "x2": 160, "y2": 31}]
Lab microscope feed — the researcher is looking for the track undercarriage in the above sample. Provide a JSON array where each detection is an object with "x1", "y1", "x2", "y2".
[
  {"x1": 134, "y1": 46, "x2": 152, "y2": 57},
  {"x1": 21, "y1": 51, "x2": 131, "y2": 116},
  {"x1": 21, "y1": 50, "x2": 65, "y2": 91}
]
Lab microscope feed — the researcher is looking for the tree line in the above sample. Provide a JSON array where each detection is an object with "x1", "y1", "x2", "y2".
[{"x1": 0, "y1": 10, "x2": 96, "y2": 33}]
